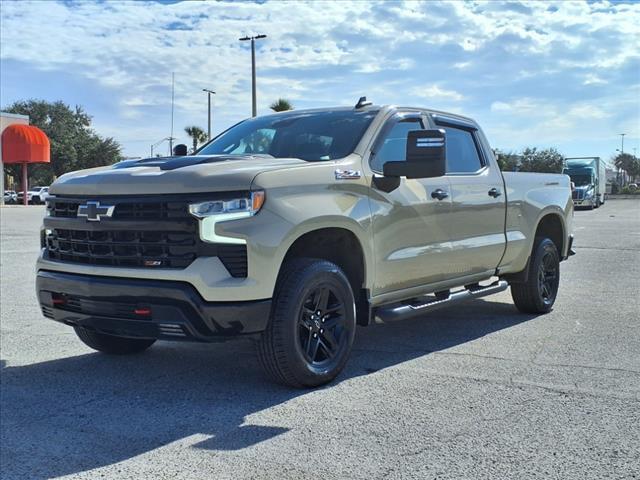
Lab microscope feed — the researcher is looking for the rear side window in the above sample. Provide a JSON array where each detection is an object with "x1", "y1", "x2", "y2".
[
  {"x1": 371, "y1": 118, "x2": 424, "y2": 172},
  {"x1": 441, "y1": 126, "x2": 483, "y2": 174}
]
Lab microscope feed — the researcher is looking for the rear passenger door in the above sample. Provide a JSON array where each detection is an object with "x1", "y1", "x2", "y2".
[{"x1": 434, "y1": 116, "x2": 506, "y2": 278}]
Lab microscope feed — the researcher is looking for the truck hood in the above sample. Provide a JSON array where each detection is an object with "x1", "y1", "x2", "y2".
[{"x1": 50, "y1": 155, "x2": 307, "y2": 196}]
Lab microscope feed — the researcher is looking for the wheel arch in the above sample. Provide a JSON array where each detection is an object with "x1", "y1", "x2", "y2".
[
  {"x1": 277, "y1": 225, "x2": 372, "y2": 326},
  {"x1": 534, "y1": 211, "x2": 566, "y2": 257}
]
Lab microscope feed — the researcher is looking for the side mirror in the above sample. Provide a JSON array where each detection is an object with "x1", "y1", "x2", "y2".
[
  {"x1": 173, "y1": 144, "x2": 188, "y2": 156},
  {"x1": 382, "y1": 129, "x2": 446, "y2": 179}
]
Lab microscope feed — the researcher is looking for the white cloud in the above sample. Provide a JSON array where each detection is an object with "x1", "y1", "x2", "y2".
[
  {"x1": 1, "y1": 0, "x2": 638, "y2": 160},
  {"x1": 583, "y1": 74, "x2": 608, "y2": 86},
  {"x1": 410, "y1": 85, "x2": 464, "y2": 102}
]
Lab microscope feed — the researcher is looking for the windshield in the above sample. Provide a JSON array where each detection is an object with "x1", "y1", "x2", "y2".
[
  {"x1": 198, "y1": 109, "x2": 378, "y2": 161},
  {"x1": 570, "y1": 174, "x2": 593, "y2": 186}
]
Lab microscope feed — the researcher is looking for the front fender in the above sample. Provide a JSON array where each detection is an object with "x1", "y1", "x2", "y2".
[{"x1": 217, "y1": 158, "x2": 375, "y2": 297}]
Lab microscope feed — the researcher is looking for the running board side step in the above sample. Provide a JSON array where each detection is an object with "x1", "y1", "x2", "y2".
[{"x1": 374, "y1": 280, "x2": 509, "y2": 323}]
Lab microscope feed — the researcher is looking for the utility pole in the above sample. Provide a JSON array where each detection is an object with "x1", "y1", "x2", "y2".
[
  {"x1": 239, "y1": 34, "x2": 267, "y2": 117},
  {"x1": 151, "y1": 137, "x2": 170, "y2": 157},
  {"x1": 169, "y1": 72, "x2": 175, "y2": 155},
  {"x1": 616, "y1": 133, "x2": 627, "y2": 186},
  {"x1": 202, "y1": 89, "x2": 216, "y2": 140}
]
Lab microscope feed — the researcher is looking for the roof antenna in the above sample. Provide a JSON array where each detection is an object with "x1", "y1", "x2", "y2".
[{"x1": 355, "y1": 96, "x2": 372, "y2": 109}]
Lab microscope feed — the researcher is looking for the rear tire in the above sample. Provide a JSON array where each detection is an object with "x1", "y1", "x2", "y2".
[
  {"x1": 258, "y1": 258, "x2": 356, "y2": 388},
  {"x1": 74, "y1": 327, "x2": 156, "y2": 354},
  {"x1": 511, "y1": 237, "x2": 560, "y2": 314}
]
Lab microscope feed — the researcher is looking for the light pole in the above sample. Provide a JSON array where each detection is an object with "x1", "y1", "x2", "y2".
[
  {"x1": 150, "y1": 137, "x2": 170, "y2": 157},
  {"x1": 239, "y1": 34, "x2": 267, "y2": 117},
  {"x1": 202, "y1": 89, "x2": 216, "y2": 140},
  {"x1": 169, "y1": 72, "x2": 175, "y2": 155},
  {"x1": 615, "y1": 133, "x2": 626, "y2": 186}
]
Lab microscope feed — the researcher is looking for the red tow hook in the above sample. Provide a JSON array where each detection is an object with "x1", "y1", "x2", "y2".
[{"x1": 51, "y1": 294, "x2": 66, "y2": 306}]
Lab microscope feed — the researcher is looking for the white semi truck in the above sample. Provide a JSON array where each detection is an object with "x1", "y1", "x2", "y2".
[{"x1": 563, "y1": 157, "x2": 607, "y2": 209}]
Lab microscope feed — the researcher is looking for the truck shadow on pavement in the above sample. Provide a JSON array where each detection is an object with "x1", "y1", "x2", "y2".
[{"x1": 1, "y1": 299, "x2": 537, "y2": 479}]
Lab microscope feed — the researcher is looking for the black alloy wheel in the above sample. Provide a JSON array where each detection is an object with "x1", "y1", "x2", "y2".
[
  {"x1": 297, "y1": 284, "x2": 348, "y2": 367},
  {"x1": 258, "y1": 258, "x2": 357, "y2": 388},
  {"x1": 511, "y1": 237, "x2": 560, "y2": 314},
  {"x1": 538, "y1": 249, "x2": 559, "y2": 306}
]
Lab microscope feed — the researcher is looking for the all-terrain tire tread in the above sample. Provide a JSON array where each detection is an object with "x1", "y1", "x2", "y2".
[
  {"x1": 510, "y1": 237, "x2": 558, "y2": 314},
  {"x1": 257, "y1": 259, "x2": 322, "y2": 387},
  {"x1": 258, "y1": 258, "x2": 352, "y2": 388}
]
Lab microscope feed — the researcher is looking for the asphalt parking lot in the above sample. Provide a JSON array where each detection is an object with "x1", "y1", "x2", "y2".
[{"x1": 1, "y1": 200, "x2": 639, "y2": 480}]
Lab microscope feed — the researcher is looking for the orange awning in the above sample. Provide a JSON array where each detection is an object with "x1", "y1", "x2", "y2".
[{"x1": 1, "y1": 124, "x2": 50, "y2": 164}]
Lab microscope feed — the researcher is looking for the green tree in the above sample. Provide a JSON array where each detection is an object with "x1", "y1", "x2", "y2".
[
  {"x1": 630, "y1": 157, "x2": 640, "y2": 182},
  {"x1": 495, "y1": 149, "x2": 520, "y2": 171},
  {"x1": 184, "y1": 126, "x2": 208, "y2": 153},
  {"x1": 518, "y1": 147, "x2": 564, "y2": 173},
  {"x1": 269, "y1": 98, "x2": 293, "y2": 112},
  {"x1": 2, "y1": 99, "x2": 121, "y2": 186}
]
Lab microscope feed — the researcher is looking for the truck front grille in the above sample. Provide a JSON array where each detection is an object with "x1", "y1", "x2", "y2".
[
  {"x1": 44, "y1": 194, "x2": 249, "y2": 277},
  {"x1": 572, "y1": 190, "x2": 582, "y2": 200},
  {"x1": 45, "y1": 228, "x2": 198, "y2": 268},
  {"x1": 48, "y1": 199, "x2": 190, "y2": 220}
]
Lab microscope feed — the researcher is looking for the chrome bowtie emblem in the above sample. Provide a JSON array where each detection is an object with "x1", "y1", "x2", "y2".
[{"x1": 77, "y1": 201, "x2": 115, "y2": 222}]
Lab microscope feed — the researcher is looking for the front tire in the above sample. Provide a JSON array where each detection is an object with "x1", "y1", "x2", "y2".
[
  {"x1": 258, "y1": 258, "x2": 356, "y2": 388},
  {"x1": 74, "y1": 327, "x2": 156, "y2": 354},
  {"x1": 511, "y1": 237, "x2": 560, "y2": 314}
]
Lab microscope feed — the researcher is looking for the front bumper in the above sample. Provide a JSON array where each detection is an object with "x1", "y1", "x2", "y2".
[
  {"x1": 36, "y1": 270, "x2": 271, "y2": 342},
  {"x1": 572, "y1": 198, "x2": 594, "y2": 207}
]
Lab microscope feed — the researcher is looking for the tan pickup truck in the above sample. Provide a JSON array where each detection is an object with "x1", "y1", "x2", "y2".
[{"x1": 37, "y1": 100, "x2": 574, "y2": 387}]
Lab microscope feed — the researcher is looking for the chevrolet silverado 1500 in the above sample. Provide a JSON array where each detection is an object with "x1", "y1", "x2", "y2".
[{"x1": 37, "y1": 101, "x2": 574, "y2": 387}]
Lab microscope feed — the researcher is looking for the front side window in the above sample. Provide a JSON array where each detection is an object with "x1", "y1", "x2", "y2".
[
  {"x1": 440, "y1": 126, "x2": 483, "y2": 174},
  {"x1": 198, "y1": 109, "x2": 378, "y2": 161},
  {"x1": 370, "y1": 118, "x2": 424, "y2": 172}
]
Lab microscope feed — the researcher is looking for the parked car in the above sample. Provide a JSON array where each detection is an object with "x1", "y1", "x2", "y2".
[
  {"x1": 18, "y1": 186, "x2": 50, "y2": 204},
  {"x1": 37, "y1": 101, "x2": 574, "y2": 388},
  {"x1": 3, "y1": 190, "x2": 18, "y2": 204}
]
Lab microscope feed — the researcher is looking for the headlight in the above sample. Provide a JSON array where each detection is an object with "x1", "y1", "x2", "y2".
[
  {"x1": 189, "y1": 191, "x2": 265, "y2": 245},
  {"x1": 189, "y1": 191, "x2": 265, "y2": 218}
]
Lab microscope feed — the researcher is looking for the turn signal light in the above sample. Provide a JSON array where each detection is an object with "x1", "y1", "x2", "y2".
[{"x1": 134, "y1": 307, "x2": 152, "y2": 316}]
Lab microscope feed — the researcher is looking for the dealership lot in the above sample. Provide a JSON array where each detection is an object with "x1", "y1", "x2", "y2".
[{"x1": 1, "y1": 201, "x2": 639, "y2": 479}]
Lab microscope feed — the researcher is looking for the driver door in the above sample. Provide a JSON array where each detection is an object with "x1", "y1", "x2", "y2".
[{"x1": 366, "y1": 112, "x2": 454, "y2": 297}]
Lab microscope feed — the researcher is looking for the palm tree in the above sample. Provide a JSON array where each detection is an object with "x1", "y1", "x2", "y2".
[
  {"x1": 184, "y1": 126, "x2": 208, "y2": 153},
  {"x1": 269, "y1": 98, "x2": 293, "y2": 112}
]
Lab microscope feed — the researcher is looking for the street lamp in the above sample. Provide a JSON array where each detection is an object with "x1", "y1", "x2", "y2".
[
  {"x1": 239, "y1": 34, "x2": 267, "y2": 117},
  {"x1": 202, "y1": 89, "x2": 216, "y2": 140},
  {"x1": 150, "y1": 137, "x2": 170, "y2": 157},
  {"x1": 615, "y1": 133, "x2": 627, "y2": 186}
]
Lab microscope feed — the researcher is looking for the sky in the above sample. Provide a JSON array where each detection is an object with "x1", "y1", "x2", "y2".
[{"x1": 1, "y1": 0, "x2": 639, "y2": 163}]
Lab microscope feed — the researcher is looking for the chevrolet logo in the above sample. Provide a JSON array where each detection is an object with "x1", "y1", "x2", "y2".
[{"x1": 77, "y1": 201, "x2": 115, "y2": 222}]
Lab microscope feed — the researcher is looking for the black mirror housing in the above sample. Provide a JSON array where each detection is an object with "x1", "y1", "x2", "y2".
[{"x1": 383, "y1": 129, "x2": 446, "y2": 179}]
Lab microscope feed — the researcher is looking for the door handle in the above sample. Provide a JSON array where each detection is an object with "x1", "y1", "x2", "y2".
[
  {"x1": 431, "y1": 189, "x2": 449, "y2": 200},
  {"x1": 488, "y1": 188, "x2": 502, "y2": 198}
]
